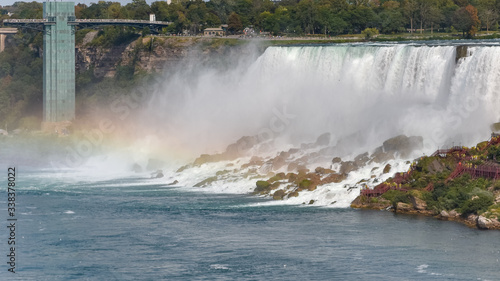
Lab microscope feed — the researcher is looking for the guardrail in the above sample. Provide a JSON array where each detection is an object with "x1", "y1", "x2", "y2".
[{"x1": 4, "y1": 19, "x2": 171, "y2": 25}]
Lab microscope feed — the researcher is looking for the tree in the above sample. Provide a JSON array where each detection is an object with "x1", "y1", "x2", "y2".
[
  {"x1": 427, "y1": 6, "x2": 444, "y2": 34},
  {"x1": 228, "y1": 12, "x2": 243, "y2": 34},
  {"x1": 125, "y1": 0, "x2": 151, "y2": 20},
  {"x1": 297, "y1": 0, "x2": 318, "y2": 34},
  {"x1": 453, "y1": 5, "x2": 481, "y2": 37},
  {"x1": 347, "y1": 5, "x2": 378, "y2": 33},
  {"x1": 379, "y1": 9, "x2": 405, "y2": 33},
  {"x1": 403, "y1": 0, "x2": 418, "y2": 34},
  {"x1": 417, "y1": 0, "x2": 433, "y2": 33},
  {"x1": 478, "y1": 9, "x2": 498, "y2": 32}
]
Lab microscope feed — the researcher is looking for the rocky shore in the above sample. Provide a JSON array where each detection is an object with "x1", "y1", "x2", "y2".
[{"x1": 351, "y1": 132, "x2": 500, "y2": 230}]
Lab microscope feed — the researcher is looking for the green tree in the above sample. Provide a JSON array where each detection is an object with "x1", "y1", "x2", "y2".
[
  {"x1": 228, "y1": 12, "x2": 243, "y2": 33},
  {"x1": 125, "y1": 0, "x2": 151, "y2": 20},
  {"x1": 379, "y1": 9, "x2": 405, "y2": 33},
  {"x1": 297, "y1": 0, "x2": 318, "y2": 34}
]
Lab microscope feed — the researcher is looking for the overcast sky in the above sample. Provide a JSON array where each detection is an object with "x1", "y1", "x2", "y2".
[{"x1": 0, "y1": 0, "x2": 156, "y2": 7}]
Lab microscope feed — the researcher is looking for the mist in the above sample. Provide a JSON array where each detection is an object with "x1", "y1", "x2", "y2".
[{"x1": 125, "y1": 43, "x2": 499, "y2": 165}]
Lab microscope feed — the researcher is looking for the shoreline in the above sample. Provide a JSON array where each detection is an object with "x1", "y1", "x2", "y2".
[{"x1": 351, "y1": 197, "x2": 500, "y2": 230}]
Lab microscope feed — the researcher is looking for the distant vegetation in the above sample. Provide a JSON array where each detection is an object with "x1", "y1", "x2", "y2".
[{"x1": 1, "y1": 0, "x2": 499, "y2": 38}]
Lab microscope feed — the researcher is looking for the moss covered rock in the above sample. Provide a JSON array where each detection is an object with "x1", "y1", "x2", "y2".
[
  {"x1": 273, "y1": 190, "x2": 286, "y2": 200},
  {"x1": 255, "y1": 180, "x2": 271, "y2": 193}
]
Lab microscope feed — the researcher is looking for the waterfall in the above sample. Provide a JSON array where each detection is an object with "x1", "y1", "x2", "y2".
[{"x1": 145, "y1": 44, "x2": 500, "y2": 159}]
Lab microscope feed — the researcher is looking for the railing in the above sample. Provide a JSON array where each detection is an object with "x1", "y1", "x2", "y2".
[
  {"x1": 361, "y1": 183, "x2": 408, "y2": 198},
  {"x1": 76, "y1": 19, "x2": 171, "y2": 25},
  {"x1": 447, "y1": 163, "x2": 500, "y2": 181},
  {"x1": 431, "y1": 146, "x2": 464, "y2": 157},
  {"x1": 4, "y1": 18, "x2": 171, "y2": 25},
  {"x1": 4, "y1": 19, "x2": 48, "y2": 23}
]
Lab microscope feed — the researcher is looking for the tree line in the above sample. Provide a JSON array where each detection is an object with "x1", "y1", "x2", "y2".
[{"x1": 1, "y1": 0, "x2": 499, "y2": 37}]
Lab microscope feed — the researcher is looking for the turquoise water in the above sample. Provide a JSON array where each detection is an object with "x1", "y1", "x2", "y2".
[{"x1": 1, "y1": 170, "x2": 500, "y2": 280}]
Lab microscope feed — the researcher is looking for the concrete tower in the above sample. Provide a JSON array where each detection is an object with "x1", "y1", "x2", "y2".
[{"x1": 42, "y1": 1, "x2": 76, "y2": 129}]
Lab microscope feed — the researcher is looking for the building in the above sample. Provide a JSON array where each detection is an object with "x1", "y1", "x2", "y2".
[{"x1": 204, "y1": 27, "x2": 225, "y2": 36}]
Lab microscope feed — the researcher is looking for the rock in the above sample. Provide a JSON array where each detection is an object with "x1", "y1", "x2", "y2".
[
  {"x1": 477, "y1": 216, "x2": 500, "y2": 229},
  {"x1": 315, "y1": 167, "x2": 326, "y2": 174},
  {"x1": 314, "y1": 167, "x2": 334, "y2": 174},
  {"x1": 428, "y1": 159, "x2": 445, "y2": 173},
  {"x1": 370, "y1": 148, "x2": 395, "y2": 163},
  {"x1": 466, "y1": 214, "x2": 479, "y2": 227},
  {"x1": 288, "y1": 191, "x2": 299, "y2": 197},
  {"x1": 477, "y1": 216, "x2": 490, "y2": 229},
  {"x1": 241, "y1": 156, "x2": 263, "y2": 169},
  {"x1": 440, "y1": 210, "x2": 450, "y2": 218},
  {"x1": 166, "y1": 180, "x2": 179, "y2": 186},
  {"x1": 340, "y1": 161, "x2": 357, "y2": 174},
  {"x1": 271, "y1": 154, "x2": 288, "y2": 171},
  {"x1": 298, "y1": 179, "x2": 312, "y2": 190},
  {"x1": 132, "y1": 163, "x2": 142, "y2": 173},
  {"x1": 273, "y1": 190, "x2": 285, "y2": 200},
  {"x1": 491, "y1": 122, "x2": 500, "y2": 132},
  {"x1": 308, "y1": 200, "x2": 315, "y2": 205},
  {"x1": 332, "y1": 157, "x2": 342, "y2": 164},
  {"x1": 396, "y1": 202, "x2": 413, "y2": 212},
  {"x1": 255, "y1": 181, "x2": 271, "y2": 193},
  {"x1": 151, "y1": 170, "x2": 164, "y2": 178},
  {"x1": 383, "y1": 164, "x2": 391, "y2": 174},
  {"x1": 176, "y1": 165, "x2": 190, "y2": 173},
  {"x1": 193, "y1": 153, "x2": 223, "y2": 166},
  {"x1": 225, "y1": 136, "x2": 259, "y2": 159},
  {"x1": 448, "y1": 210, "x2": 459, "y2": 217},
  {"x1": 194, "y1": 176, "x2": 218, "y2": 187},
  {"x1": 287, "y1": 161, "x2": 300, "y2": 171},
  {"x1": 216, "y1": 170, "x2": 230, "y2": 176},
  {"x1": 315, "y1": 132, "x2": 331, "y2": 146},
  {"x1": 455, "y1": 45, "x2": 468, "y2": 63},
  {"x1": 410, "y1": 196, "x2": 427, "y2": 210},
  {"x1": 354, "y1": 153, "x2": 369, "y2": 167},
  {"x1": 321, "y1": 173, "x2": 346, "y2": 184},
  {"x1": 382, "y1": 135, "x2": 423, "y2": 157}
]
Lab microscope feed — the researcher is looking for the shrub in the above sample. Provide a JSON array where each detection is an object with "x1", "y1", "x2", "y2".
[
  {"x1": 460, "y1": 192, "x2": 494, "y2": 216},
  {"x1": 382, "y1": 190, "x2": 410, "y2": 208},
  {"x1": 361, "y1": 28, "x2": 379, "y2": 40}
]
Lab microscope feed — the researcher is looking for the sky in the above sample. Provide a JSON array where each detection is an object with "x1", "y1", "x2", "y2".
[{"x1": 0, "y1": 0, "x2": 156, "y2": 7}]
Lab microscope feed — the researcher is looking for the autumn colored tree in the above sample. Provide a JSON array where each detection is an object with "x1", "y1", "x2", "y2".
[{"x1": 452, "y1": 5, "x2": 481, "y2": 37}]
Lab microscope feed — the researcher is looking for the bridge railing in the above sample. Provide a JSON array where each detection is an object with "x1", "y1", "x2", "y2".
[
  {"x1": 4, "y1": 18, "x2": 171, "y2": 26},
  {"x1": 76, "y1": 19, "x2": 171, "y2": 25},
  {"x1": 4, "y1": 19, "x2": 49, "y2": 23}
]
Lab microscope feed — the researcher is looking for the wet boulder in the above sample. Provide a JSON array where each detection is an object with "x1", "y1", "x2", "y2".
[
  {"x1": 225, "y1": 136, "x2": 259, "y2": 159},
  {"x1": 340, "y1": 161, "x2": 357, "y2": 174},
  {"x1": 382, "y1": 135, "x2": 423, "y2": 158},
  {"x1": 354, "y1": 152, "x2": 369, "y2": 167}
]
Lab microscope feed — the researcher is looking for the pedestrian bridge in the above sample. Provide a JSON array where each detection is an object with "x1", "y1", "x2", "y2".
[{"x1": 4, "y1": 18, "x2": 171, "y2": 32}]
